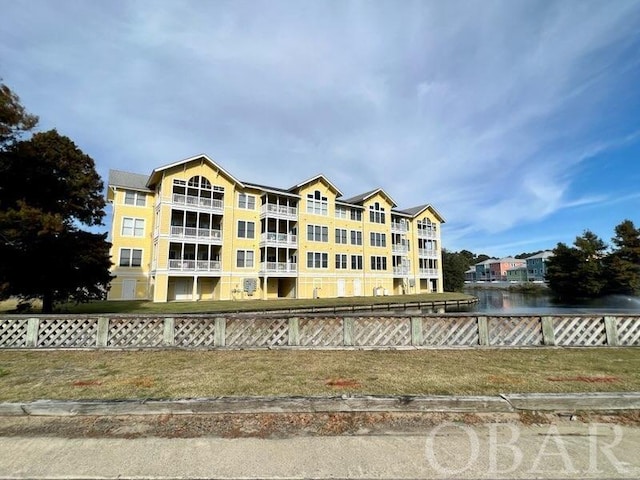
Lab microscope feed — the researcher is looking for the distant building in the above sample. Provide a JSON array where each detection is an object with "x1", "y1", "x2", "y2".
[
  {"x1": 489, "y1": 257, "x2": 526, "y2": 282},
  {"x1": 525, "y1": 250, "x2": 554, "y2": 282},
  {"x1": 474, "y1": 259, "x2": 494, "y2": 281},
  {"x1": 465, "y1": 267, "x2": 477, "y2": 282},
  {"x1": 506, "y1": 266, "x2": 528, "y2": 282}
]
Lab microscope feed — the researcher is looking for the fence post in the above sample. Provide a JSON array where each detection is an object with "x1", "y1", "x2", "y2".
[
  {"x1": 26, "y1": 317, "x2": 40, "y2": 347},
  {"x1": 288, "y1": 317, "x2": 300, "y2": 346},
  {"x1": 163, "y1": 317, "x2": 175, "y2": 346},
  {"x1": 215, "y1": 317, "x2": 226, "y2": 347},
  {"x1": 411, "y1": 317, "x2": 422, "y2": 346},
  {"x1": 477, "y1": 316, "x2": 489, "y2": 346},
  {"x1": 541, "y1": 316, "x2": 555, "y2": 346},
  {"x1": 96, "y1": 317, "x2": 109, "y2": 347},
  {"x1": 343, "y1": 317, "x2": 354, "y2": 346},
  {"x1": 604, "y1": 316, "x2": 619, "y2": 346}
]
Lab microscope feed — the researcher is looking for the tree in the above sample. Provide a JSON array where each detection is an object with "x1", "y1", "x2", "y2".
[
  {"x1": 0, "y1": 129, "x2": 112, "y2": 312},
  {"x1": 0, "y1": 81, "x2": 38, "y2": 148},
  {"x1": 442, "y1": 249, "x2": 471, "y2": 292},
  {"x1": 604, "y1": 220, "x2": 640, "y2": 295},
  {"x1": 546, "y1": 230, "x2": 607, "y2": 300}
]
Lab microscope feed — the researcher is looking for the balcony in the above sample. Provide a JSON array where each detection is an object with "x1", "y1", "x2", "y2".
[
  {"x1": 168, "y1": 259, "x2": 222, "y2": 272},
  {"x1": 393, "y1": 266, "x2": 410, "y2": 276},
  {"x1": 170, "y1": 226, "x2": 222, "y2": 244},
  {"x1": 391, "y1": 222, "x2": 408, "y2": 233},
  {"x1": 172, "y1": 193, "x2": 224, "y2": 213},
  {"x1": 392, "y1": 244, "x2": 408, "y2": 255},
  {"x1": 418, "y1": 248, "x2": 438, "y2": 258},
  {"x1": 259, "y1": 262, "x2": 297, "y2": 275},
  {"x1": 260, "y1": 203, "x2": 297, "y2": 220},
  {"x1": 417, "y1": 229, "x2": 438, "y2": 239},
  {"x1": 419, "y1": 268, "x2": 438, "y2": 277},
  {"x1": 260, "y1": 232, "x2": 297, "y2": 247}
]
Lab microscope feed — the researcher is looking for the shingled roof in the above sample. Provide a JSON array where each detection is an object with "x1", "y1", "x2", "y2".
[{"x1": 108, "y1": 170, "x2": 152, "y2": 191}]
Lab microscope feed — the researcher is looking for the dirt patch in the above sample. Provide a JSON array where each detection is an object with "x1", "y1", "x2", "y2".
[
  {"x1": 325, "y1": 378, "x2": 361, "y2": 389},
  {"x1": 546, "y1": 376, "x2": 618, "y2": 383}
]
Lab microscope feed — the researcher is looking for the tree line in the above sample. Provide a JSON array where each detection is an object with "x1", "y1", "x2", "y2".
[{"x1": 0, "y1": 81, "x2": 112, "y2": 313}]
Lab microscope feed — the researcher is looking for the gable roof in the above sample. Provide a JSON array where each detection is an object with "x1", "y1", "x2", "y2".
[
  {"x1": 243, "y1": 181, "x2": 301, "y2": 199},
  {"x1": 108, "y1": 170, "x2": 152, "y2": 192},
  {"x1": 288, "y1": 174, "x2": 343, "y2": 196},
  {"x1": 341, "y1": 188, "x2": 397, "y2": 207},
  {"x1": 395, "y1": 204, "x2": 446, "y2": 223},
  {"x1": 146, "y1": 154, "x2": 244, "y2": 189}
]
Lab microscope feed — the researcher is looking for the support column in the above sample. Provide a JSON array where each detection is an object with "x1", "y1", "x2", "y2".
[{"x1": 192, "y1": 276, "x2": 199, "y2": 301}]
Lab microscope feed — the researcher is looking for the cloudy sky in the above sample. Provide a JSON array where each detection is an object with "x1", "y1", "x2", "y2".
[{"x1": 2, "y1": 0, "x2": 640, "y2": 257}]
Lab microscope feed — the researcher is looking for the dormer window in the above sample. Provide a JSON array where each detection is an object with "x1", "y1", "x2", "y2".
[
  {"x1": 306, "y1": 190, "x2": 328, "y2": 216},
  {"x1": 369, "y1": 202, "x2": 386, "y2": 224}
]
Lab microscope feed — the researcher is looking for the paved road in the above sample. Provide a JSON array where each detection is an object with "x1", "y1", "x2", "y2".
[{"x1": 2, "y1": 421, "x2": 639, "y2": 479}]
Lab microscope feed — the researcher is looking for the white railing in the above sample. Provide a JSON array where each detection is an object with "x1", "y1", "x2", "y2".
[
  {"x1": 260, "y1": 203, "x2": 297, "y2": 218},
  {"x1": 260, "y1": 232, "x2": 297, "y2": 245},
  {"x1": 259, "y1": 262, "x2": 297, "y2": 274},
  {"x1": 419, "y1": 268, "x2": 438, "y2": 277},
  {"x1": 170, "y1": 226, "x2": 222, "y2": 242},
  {"x1": 393, "y1": 266, "x2": 410, "y2": 275},
  {"x1": 418, "y1": 248, "x2": 438, "y2": 258},
  {"x1": 172, "y1": 193, "x2": 224, "y2": 212},
  {"x1": 392, "y1": 245, "x2": 408, "y2": 254},
  {"x1": 391, "y1": 222, "x2": 408, "y2": 233},
  {"x1": 417, "y1": 229, "x2": 438, "y2": 239},
  {"x1": 168, "y1": 259, "x2": 222, "y2": 272}
]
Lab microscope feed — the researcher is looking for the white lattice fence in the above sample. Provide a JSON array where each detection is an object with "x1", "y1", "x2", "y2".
[
  {"x1": 613, "y1": 317, "x2": 640, "y2": 346},
  {"x1": 0, "y1": 318, "x2": 28, "y2": 347},
  {"x1": 37, "y1": 317, "x2": 98, "y2": 348},
  {"x1": 174, "y1": 317, "x2": 217, "y2": 347},
  {"x1": 298, "y1": 317, "x2": 343, "y2": 346},
  {"x1": 225, "y1": 317, "x2": 289, "y2": 347},
  {"x1": 488, "y1": 316, "x2": 543, "y2": 346},
  {"x1": 553, "y1": 317, "x2": 607, "y2": 346},
  {"x1": 108, "y1": 318, "x2": 164, "y2": 347},
  {"x1": 352, "y1": 316, "x2": 411, "y2": 346},
  {"x1": 422, "y1": 317, "x2": 479, "y2": 346}
]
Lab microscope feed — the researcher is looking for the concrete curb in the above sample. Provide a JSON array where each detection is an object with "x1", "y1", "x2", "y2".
[{"x1": 0, "y1": 392, "x2": 638, "y2": 416}]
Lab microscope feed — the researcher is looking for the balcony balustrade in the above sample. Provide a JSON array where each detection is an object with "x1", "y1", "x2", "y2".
[
  {"x1": 168, "y1": 259, "x2": 222, "y2": 272},
  {"x1": 170, "y1": 226, "x2": 222, "y2": 243},
  {"x1": 419, "y1": 267, "x2": 438, "y2": 277},
  {"x1": 259, "y1": 262, "x2": 297, "y2": 274},
  {"x1": 392, "y1": 244, "x2": 408, "y2": 255},
  {"x1": 391, "y1": 222, "x2": 408, "y2": 233},
  {"x1": 418, "y1": 248, "x2": 438, "y2": 258},
  {"x1": 260, "y1": 203, "x2": 297, "y2": 219},
  {"x1": 417, "y1": 229, "x2": 438, "y2": 239},
  {"x1": 260, "y1": 232, "x2": 297, "y2": 246},
  {"x1": 172, "y1": 193, "x2": 224, "y2": 212},
  {"x1": 393, "y1": 266, "x2": 410, "y2": 276}
]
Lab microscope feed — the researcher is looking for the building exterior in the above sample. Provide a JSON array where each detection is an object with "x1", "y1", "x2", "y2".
[
  {"x1": 473, "y1": 259, "x2": 494, "y2": 281},
  {"x1": 106, "y1": 154, "x2": 445, "y2": 302},
  {"x1": 488, "y1": 257, "x2": 526, "y2": 282},
  {"x1": 506, "y1": 267, "x2": 528, "y2": 282},
  {"x1": 525, "y1": 250, "x2": 553, "y2": 282}
]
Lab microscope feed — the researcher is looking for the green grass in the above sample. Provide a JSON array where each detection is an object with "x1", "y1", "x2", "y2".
[
  {"x1": 0, "y1": 348, "x2": 638, "y2": 401},
  {"x1": 0, "y1": 292, "x2": 475, "y2": 315}
]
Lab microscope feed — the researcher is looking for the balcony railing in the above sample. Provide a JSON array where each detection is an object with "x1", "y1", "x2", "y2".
[
  {"x1": 393, "y1": 266, "x2": 410, "y2": 276},
  {"x1": 168, "y1": 259, "x2": 222, "y2": 272},
  {"x1": 418, "y1": 248, "x2": 438, "y2": 258},
  {"x1": 172, "y1": 193, "x2": 224, "y2": 212},
  {"x1": 259, "y1": 262, "x2": 297, "y2": 274},
  {"x1": 419, "y1": 268, "x2": 438, "y2": 277},
  {"x1": 417, "y1": 229, "x2": 438, "y2": 239},
  {"x1": 260, "y1": 203, "x2": 297, "y2": 219},
  {"x1": 170, "y1": 226, "x2": 222, "y2": 242},
  {"x1": 260, "y1": 232, "x2": 297, "y2": 246},
  {"x1": 392, "y1": 244, "x2": 408, "y2": 255},
  {"x1": 391, "y1": 222, "x2": 408, "y2": 233}
]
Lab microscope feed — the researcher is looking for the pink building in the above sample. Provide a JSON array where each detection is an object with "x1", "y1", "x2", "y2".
[{"x1": 488, "y1": 257, "x2": 526, "y2": 281}]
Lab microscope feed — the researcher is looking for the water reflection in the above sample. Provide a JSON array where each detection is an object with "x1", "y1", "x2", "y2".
[{"x1": 447, "y1": 287, "x2": 640, "y2": 314}]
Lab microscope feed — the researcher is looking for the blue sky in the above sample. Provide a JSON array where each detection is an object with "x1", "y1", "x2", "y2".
[{"x1": 2, "y1": 0, "x2": 640, "y2": 258}]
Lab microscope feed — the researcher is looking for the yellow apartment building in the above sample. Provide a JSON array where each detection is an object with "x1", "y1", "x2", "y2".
[{"x1": 106, "y1": 154, "x2": 444, "y2": 302}]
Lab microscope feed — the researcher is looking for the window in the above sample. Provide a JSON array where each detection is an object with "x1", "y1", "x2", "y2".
[
  {"x1": 371, "y1": 256, "x2": 387, "y2": 270},
  {"x1": 350, "y1": 209, "x2": 362, "y2": 221},
  {"x1": 335, "y1": 206, "x2": 348, "y2": 219},
  {"x1": 122, "y1": 218, "x2": 144, "y2": 237},
  {"x1": 236, "y1": 250, "x2": 254, "y2": 268},
  {"x1": 351, "y1": 255, "x2": 363, "y2": 270},
  {"x1": 238, "y1": 193, "x2": 256, "y2": 210},
  {"x1": 124, "y1": 190, "x2": 146, "y2": 206},
  {"x1": 119, "y1": 248, "x2": 142, "y2": 267},
  {"x1": 335, "y1": 254, "x2": 348, "y2": 269},
  {"x1": 306, "y1": 190, "x2": 328, "y2": 215},
  {"x1": 369, "y1": 202, "x2": 386, "y2": 224},
  {"x1": 307, "y1": 252, "x2": 328, "y2": 269},
  {"x1": 237, "y1": 221, "x2": 255, "y2": 239},
  {"x1": 307, "y1": 224, "x2": 329, "y2": 242},
  {"x1": 370, "y1": 232, "x2": 387, "y2": 247},
  {"x1": 335, "y1": 228, "x2": 348, "y2": 244},
  {"x1": 350, "y1": 230, "x2": 363, "y2": 245}
]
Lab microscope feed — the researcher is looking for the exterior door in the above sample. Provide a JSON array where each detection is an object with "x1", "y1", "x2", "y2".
[
  {"x1": 122, "y1": 279, "x2": 136, "y2": 300},
  {"x1": 353, "y1": 278, "x2": 362, "y2": 296},
  {"x1": 174, "y1": 278, "x2": 193, "y2": 300},
  {"x1": 337, "y1": 279, "x2": 346, "y2": 297}
]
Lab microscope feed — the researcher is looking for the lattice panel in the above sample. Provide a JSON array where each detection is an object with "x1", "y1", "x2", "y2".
[
  {"x1": 299, "y1": 317, "x2": 343, "y2": 346},
  {"x1": 37, "y1": 317, "x2": 98, "y2": 347},
  {"x1": 175, "y1": 318, "x2": 216, "y2": 347},
  {"x1": 554, "y1": 317, "x2": 606, "y2": 346},
  {"x1": 422, "y1": 317, "x2": 479, "y2": 346},
  {"x1": 352, "y1": 317, "x2": 411, "y2": 346},
  {"x1": 225, "y1": 318, "x2": 289, "y2": 347},
  {"x1": 489, "y1": 316, "x2": 543, "y2": 346},
  {"x1": 0, "y1": 319, "x2": 28, "y2": 347},
  {"x1": 614, "y1": 317, "x2": 640, "y2": 346},
  {"x1": 107, "y1": 318, "x2": 164, "y2": 347}
]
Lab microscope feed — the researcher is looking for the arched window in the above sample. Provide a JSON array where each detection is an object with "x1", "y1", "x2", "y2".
[
  {"x1": 306, "y1": 190, "x2": 328, "y2": 215},
  {"x1": 369, "y1": 202, "x2": 386, "y2": 224}
]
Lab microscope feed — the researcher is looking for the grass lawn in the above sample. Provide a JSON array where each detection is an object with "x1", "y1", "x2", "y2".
[
  {"x1": 0, "y1": 348, "x2": 638, "y2": 402},
  {"x1": 0, "y1": 292, "x2": 475, "y2": 315}
]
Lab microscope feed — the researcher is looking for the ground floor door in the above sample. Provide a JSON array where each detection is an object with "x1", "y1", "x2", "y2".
[
  {"x1": 122, "y1": 279, "x2": 136, "y2": 300},
  {"x1": 337, "y1": 279, "x2": 346, "y2": 297},
  {"x1": 174, "y1": 278, "x2": 193, "y2": 300},
  {"x1": 353, "y1": 278, "x2": 362, "y2": 296}
]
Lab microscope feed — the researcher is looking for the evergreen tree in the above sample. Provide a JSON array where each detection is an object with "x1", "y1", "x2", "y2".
[
  {"x1": 604, "y1": 220, "x2": 640, "y2": 295},
  {"x1": 0, "y1": 81, "x2": 38, "y2": 148},
  {"x1": 442, "y1": 249, "x2": 471, "y2": 292}
]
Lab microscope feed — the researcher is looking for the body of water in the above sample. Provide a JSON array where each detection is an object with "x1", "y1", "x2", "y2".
[{"x1": 448, "y1": 286, "x2": 640, "y2": 314}]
